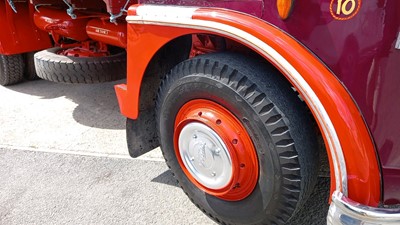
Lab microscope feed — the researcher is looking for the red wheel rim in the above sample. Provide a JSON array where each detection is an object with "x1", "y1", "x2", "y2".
[{"x1": 174, "y1": 99, "x2": 259, "y2": 201}]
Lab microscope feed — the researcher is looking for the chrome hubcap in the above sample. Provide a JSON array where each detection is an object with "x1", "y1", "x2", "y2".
[{"x1": 178, "y1": 122, "x2": 233, "y2": 189}]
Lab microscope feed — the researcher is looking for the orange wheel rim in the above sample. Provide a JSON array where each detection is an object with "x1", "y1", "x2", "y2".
[{"x1": 174, "y1": 99, "x2": 259, "y2": 201}]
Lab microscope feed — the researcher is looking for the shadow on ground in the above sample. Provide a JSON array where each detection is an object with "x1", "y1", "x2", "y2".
[
  {"x1": 7, "y1": 79, "x2": 125, "y2": 130},
  {"x1": 151, "y1": 170, "x2": 179, "y2": 188}
]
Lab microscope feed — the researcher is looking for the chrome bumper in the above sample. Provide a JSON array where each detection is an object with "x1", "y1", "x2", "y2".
[{"x1": 327, "y1": 191, "x2": 400, "y2": 225}]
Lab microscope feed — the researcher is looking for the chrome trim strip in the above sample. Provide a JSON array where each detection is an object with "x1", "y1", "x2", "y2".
[
  {"x1": 396, "y1": 32, "x2": 400, "y2": 50},
  {"x1": 135, "y1": 5, "x2": 199, "y2": 20},
  {"x1": 328, "y1": 191, "x2": 400, "y2": 225},
  {"x1": 126, "y1": 5, "x2": 348, "y2": 195}
]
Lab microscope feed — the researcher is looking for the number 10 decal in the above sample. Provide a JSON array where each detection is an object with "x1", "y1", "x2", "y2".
[
  {"x1": 330, "y1": 0, "x2": 361, "y2": 20},
  {"x1": 336, "y1": 0, "x2": 356, "y2": 15}
]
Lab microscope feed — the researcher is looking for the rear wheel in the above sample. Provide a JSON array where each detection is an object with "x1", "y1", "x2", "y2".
[
  {"x1": 156, "y1": 53, "x2": 319, "y2": 224},
  {"x1": 24, "y1": 51, "x2": 39, "y2": 80},
  {"x1": 0, "y1": 54, "x2": 24, "y2": 86}
]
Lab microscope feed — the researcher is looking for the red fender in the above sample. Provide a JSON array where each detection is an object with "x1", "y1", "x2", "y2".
[{"x1": 116, "y1": 4, "x2": 381, "y2": 206}]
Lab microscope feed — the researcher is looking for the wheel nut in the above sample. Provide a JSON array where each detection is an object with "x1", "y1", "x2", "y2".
[{"x1": 211, "y1": 172, "x2": 216, "y2": 177}]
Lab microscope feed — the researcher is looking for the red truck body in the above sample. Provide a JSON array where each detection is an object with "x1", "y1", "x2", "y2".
[{"x1": 1, "y1": 0, "x2": 400, "y2": 224}]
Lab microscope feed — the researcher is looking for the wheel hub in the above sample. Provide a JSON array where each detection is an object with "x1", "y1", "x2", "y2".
[
  {"x1": 179, "y1": 122, "x2": 233, "y2": 189},
  {"x1": 174, "y1": 99, "x2": 259, "y2": 201}
]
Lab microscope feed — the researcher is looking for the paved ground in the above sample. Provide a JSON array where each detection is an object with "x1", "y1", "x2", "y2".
[
  {"x1": 0, "y1": 148, "x2": 212, "y2": 224},
  {"x1": 0, "y1": 79, "x2": 132, "y2": 157},
  {"x1": 0, "y1": 79, "x2": 329, "y2": 224}
]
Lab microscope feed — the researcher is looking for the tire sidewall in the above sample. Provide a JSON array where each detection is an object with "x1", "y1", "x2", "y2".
[{"x1": 158, "y1": 75, "x2": 284, "y2": 224}]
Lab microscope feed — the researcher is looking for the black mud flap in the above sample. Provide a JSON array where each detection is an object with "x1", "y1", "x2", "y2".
[{"x1": 126, "y1": 110, "x2": 159, "y2": 158}]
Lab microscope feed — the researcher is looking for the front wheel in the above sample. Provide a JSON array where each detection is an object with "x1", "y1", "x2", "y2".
[{"x1": 156, "y1": 53, "x2": 319, "y2": 224}]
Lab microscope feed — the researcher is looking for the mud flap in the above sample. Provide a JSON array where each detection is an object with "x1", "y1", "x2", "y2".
[{"x1": 126, "y1": 110, "x2": 159, "y2": 158}]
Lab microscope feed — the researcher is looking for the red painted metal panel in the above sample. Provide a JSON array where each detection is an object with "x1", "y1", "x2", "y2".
[
  {"x1": 87, "y1": 19, "x2": 127, "y2": 48},
  {"x1": 258, "y1": 0, "x2": 400, "y2": 205},
  {"x1": 33, "y1": 7, "x2": 92, "y2": 42},
  {"x1": 0, "y1": 2, "x2": 51, "y2": 55},
  {"x1": 139, "y1": 0, "x2": 264, "y2": 18},
  {"x1": 103, "y1": 0, "x2": 136, "y2": 15}
]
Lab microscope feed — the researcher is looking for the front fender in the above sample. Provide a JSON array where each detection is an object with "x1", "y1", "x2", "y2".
[{"x1": 116, "y1": 4, "x2": 381, "y2": 207}]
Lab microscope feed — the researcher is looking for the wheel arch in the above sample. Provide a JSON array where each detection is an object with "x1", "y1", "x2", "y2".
[
  {"x1": 116, "y1": 4, "x2": 381, "y2": 206},
  {"x1": 134, "y1": 35, "x2": 192, "y2": 112}
]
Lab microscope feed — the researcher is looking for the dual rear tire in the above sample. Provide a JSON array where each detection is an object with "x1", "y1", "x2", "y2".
[
  {"x1": 0, "y1": 47, "x2": 127, "y2": 86},
  {"x1": 0, "y1": 54, "x2": 24, "y2": 86},
  {"x1": 0, "y1": 52, "x2": 44, "y2": 86}
]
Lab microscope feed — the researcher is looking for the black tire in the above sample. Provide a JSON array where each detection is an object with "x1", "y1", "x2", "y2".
[
  {"x1": 0, "y1": 54, "x2": 24, "y2": 86},
  {"x1": 24, "y1": 51, "x2": 39, "y2": 80},
  {"x1": 156, "y1": 52, "x2": 319, "y2": 224},
  {"x1": 34, "y1": 47, "x2": 126, "y2": 83}
]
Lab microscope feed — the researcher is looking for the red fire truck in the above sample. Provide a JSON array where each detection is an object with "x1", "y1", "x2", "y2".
[{"x1": 1, "y1": 0, "x2": 400, "y2": 224}]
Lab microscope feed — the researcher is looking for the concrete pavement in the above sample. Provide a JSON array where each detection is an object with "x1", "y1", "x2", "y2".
[
  {"x1": 0, "y1": 79, "x2": 329, "y2": 224},
  {"x1": 1, "y1": 79, "x2": 130, "y2": 156},
  {"x1": 0, "y1": 79, "x2": 213, "y2": 224},
  {"x1": 0, "y1": 147, "x2": 214, "y2": 224}
]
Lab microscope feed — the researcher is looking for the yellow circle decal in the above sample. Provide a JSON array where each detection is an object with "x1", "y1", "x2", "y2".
[{"x1": 330, "y1": 0, "x2": 362, "y2": 20}]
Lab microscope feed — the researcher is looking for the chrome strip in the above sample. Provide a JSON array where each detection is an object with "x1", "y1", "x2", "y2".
[
  {"x1": 328, "y1": 191, "x2": 400, "y2": 225},
  {"x1": 396, "y1": 32, "x2": 400, "y2": 50},
  {"x1": 126, "y1": 5, "x2": 348, "y2": 195},
  {"x1": 135, "y1": 5, "x2": 199, "y2": 20}
]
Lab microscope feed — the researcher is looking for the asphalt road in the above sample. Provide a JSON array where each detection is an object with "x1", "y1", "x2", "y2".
[{"x1": 0, "y1": 79, "x2": 329, "y2": 224}]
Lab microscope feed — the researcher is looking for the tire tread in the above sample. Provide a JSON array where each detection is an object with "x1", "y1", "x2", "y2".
[
  {"x1": 0, "y1": 54, "x2": 24, "y2": 86},
  {"x1": 34, "y1": 47, "x2": 126, "y2": 84}
]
